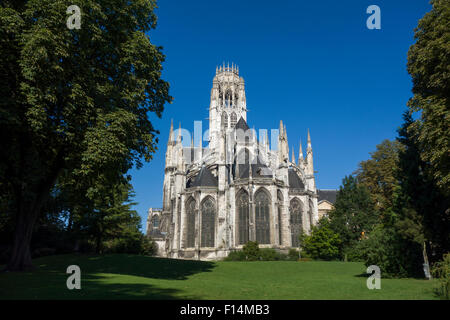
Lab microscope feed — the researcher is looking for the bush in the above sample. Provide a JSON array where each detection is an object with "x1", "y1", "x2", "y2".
[
  {"x1": 288, "y1": 248, "x2": 299, "y2": 261},
  {"x1": 103, "y1": 234, "x2": 157, "y2": 255},
  {"x1": 223, "y1": 250, "x2": 247, "y2": 261},
  {"x1": 358, "y1": 224, "x2": 423, "y2": 278},
  {"x1": 243, "y1": 241, "x2": 260, "y2": 261},
  {"x1": 141, "y1": 236, "x2": 158, "y2": 256},
  {"x1": 432, "y1": 253, "x2": 450, "y2": 300},
  {"x1": 302, "y1": 225, "x2": 341, "y2": 260},
  {"x1": 259, "y1": 248, "x2": 284, "y2": 261},
  {"x1": 224, "y1": 245, "x2": 288, "y2": 261}
]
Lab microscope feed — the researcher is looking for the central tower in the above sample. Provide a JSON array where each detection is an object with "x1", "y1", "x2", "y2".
[{"x1": 209, "y1": 63, "x2": 247, "y2": 151}]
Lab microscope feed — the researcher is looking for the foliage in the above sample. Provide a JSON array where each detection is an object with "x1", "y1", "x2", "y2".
[
  {"x1": 406, "y1": 0, "x2": 450, "y2": 195},
  {"x1": 396, "y1": 111, "x2": 449, "y2": 262},
  {"x1": 357, "y1": 224, "x2": 424, "y2": 278},
  {"x1": 355, "y1": 139, "x2": 403, "y2": 211},
  {"x1": 0, "y1": 0, "x2": 171, "y2": 270},
  {"x1": 302, "y1": 223, "x2": 341, "y2": 260},
  {"x1": 242, "y1": 241, "x2": 260, "y2": 261},
  {"x1": 328, "y1": 176, "x2": 378, "y2": 255},
  {"x1": 141, "y1": 236, "x2": 158, "y2": 256},
  {"x1": 223, "y1": 250, "x2": 247, "y2": 261},
  {"x1": 259, "y1": 248, "x2": 284, "y2": 261},
  {"x1": 432, "y1": 253, "x2": 450, "y2": 299},
  {"x1": 288, "y1": 248, "x2": 299, "y2": 261},
  {"x1": 224, "y1": 247, "x2": 287, "y2": 261}
]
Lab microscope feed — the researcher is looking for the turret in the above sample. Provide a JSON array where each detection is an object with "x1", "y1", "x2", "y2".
[{"x1": 306, "y1": 129, "x2": 314, "y2": 175}]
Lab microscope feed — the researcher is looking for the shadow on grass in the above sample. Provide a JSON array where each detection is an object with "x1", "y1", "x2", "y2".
[
  {"x1": 40, "y1": 253, "x2": 217, "y2": 280},
  {"x1": 0, "y1": 254, "x2": 215, "y2": 299}
]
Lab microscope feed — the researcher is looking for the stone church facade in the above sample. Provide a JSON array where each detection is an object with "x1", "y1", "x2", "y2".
[{"x1": 147, "y1": 64, "x2": 319, "y2": 260}]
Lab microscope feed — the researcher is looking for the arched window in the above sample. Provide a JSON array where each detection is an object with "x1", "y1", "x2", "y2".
[
  {"x1": 152, "y1": 215, "x2": 159, "y2": 228},
  {"x1": 237, "y1": 190, "x2": 249, "y2": 245},
  {"x1": 230, "y1": 112, "x2": 237, "y2": 127},
  {"x1": 222, "y1": 112, "x2": 228, "y2": 129},
  {"x1": 255, "y1": 189, "x2": 271, "y2": 244},
  {"x1": 201, "y1": 197, "x2": 216, "y2": 247},
  {"x1": 277, "y1": 190, "x2": 283, "y2": 245},
  {"x1": 225, "y1": 89, "x2": 233, "y2": 107},
  {"x1": 186, "y1": 198, "x2": 196, "y2": 248},
  {"x1": 290, "y1": 198, "x2": 303, "y2": 247}
]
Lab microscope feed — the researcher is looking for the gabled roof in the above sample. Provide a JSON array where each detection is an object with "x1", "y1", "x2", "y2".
[
  {"x1": 288, "y1": 168, "x2": 305, "y2": 189},
  {"x1": 234, "y1": 117, "x2": 250, "y2": 131},
  {"x1": 317, "y1": 189, "x2": 338, "y2": 204},
  {"x1": 189, "y1": 166, "x2": 218, "y2": 188}
]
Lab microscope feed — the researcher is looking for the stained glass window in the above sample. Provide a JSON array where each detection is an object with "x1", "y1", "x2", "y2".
[
  {"x1": 255, "y1": 189, "x2": 271, "y2": 244},
  {"x1": 201, "y1": 197, "x2": 215, "y2": 247},
  {"x1": 290, "y1": 198, "x2": 303, "y2": 247},
  {"x1": 237, "y1": 190, "x2": 249, "y2": 245},
  {"x1": 186, "y1": 198, "x2": 196, "y2": 248}
]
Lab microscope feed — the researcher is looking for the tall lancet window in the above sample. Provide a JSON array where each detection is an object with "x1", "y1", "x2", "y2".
[
  {"x1": 186, "y1": 198, "x2": 196, "y2": 248},
  {"x1": 230, "y1": 112, "x2": 237, "y2": 128},
  {"x1": 255, "y1": 189, "x2": 271, "y2": 244},
  {"x1": 222, "y1": 112, "x2": 228, "y2": 129},
  {"x1": 237, "y1": 190, "x2": 249, "y2": 245},
  {"x1": 201, "y1": 197, "x2": 216, "y2": 247},
  {"x1": 225, "y1": 90, "x2": 233, "y2": 107},
  {"x1": 289, "y1": 198, "x2": 303, "y2": 247}
]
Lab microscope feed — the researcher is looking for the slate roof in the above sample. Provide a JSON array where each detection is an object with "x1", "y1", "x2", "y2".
[
  {"x1": 288, "y1": 169, "x2": 305, "y2": 189},
  {"x1": 234, "y1": 117, "x2": 250, "y2": 131},
  {"x1": 317, "y1": 189, "x2": 338, "y2": 204},
  {"x1": 233, "y1": 154, "x2": 273, "y2": 179},
  {"x1": 188, "y1": 166, "x2": 218, "y2": 188}
]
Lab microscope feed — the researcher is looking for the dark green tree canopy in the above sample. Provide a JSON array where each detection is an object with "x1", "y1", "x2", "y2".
[{"x1": 0, "y1": 0, "x2": 171, "y2": 270}]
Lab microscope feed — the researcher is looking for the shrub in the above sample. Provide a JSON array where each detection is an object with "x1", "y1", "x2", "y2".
[
  {"x1": 141, "y1": 236, "x2": 158, "y2": 256},
  {"x1": 224, "y1": 250, "x2": 247, "y2": 261},
  {"x1": 103, "y1": 234, "x2": 157, "y2": 255},
  {"x1": 432, "y1": 253, "x2": 450, "y2": 300},
  {"x1": 302, "y1": 225, "x2": 341, "y2": 260},
  {"x1": 358, "y1": 224, "x2": 423, "y2": 278},
  {"x1": 259, "y1": 248, "x2": 284, "y2": 261},
  {"x1": 243, "y1": 241, "x2": 260, "y2": 261},
  {"x1": 288, "y1": 248, "x2": 299, "y2": 261}
]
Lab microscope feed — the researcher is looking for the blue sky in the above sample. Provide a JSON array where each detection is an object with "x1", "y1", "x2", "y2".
[{"x1": 131, "y1": 0, "x2": 432, "y2": 232}]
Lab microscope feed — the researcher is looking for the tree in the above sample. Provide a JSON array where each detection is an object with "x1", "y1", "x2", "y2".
[
  {"x1": 396, "y1": 111, "x2": 449, "y2": 263},
  {"x1": 355, "y1": 139, "x2": 403, "y2": 211},
  {"x1": 406, "y1": 0, "x2": 450, "y2": 195},
  {"x1": 358, "y1": 224, "x2": 423, "y2": 278},
  {"x1": 302, "y1": 220, "x2": 341, "y2": 260},
  {"x1": 328, "y1": 176, "x2": 378, "y2": 254},
  {"x1": 0, "y1": 0, "x2": 171, "y2": 270}
]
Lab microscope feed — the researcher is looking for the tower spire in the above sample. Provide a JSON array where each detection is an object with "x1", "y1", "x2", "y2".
[
  {"x1": 299, "y1": 139, "x2": 303, "y2": 163},
  {"x1": 168, "y1": 119, "x2": 174, "y2": 144},
  {"x1": 307, "y1": 128, "x2": 312, "y2": 150},
  {"x1": 292, "y1": 147, "x2": 295, "y2": 164}
]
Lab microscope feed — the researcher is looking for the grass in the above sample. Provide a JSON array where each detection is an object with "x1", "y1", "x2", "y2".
[{"x1": 0, "y1": 254, "x2": 439, "y2": 300}]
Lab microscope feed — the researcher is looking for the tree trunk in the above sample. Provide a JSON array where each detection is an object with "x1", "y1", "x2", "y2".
[
  {"x1": 6, "y1": 150, "x2": 64, "y2": 271},
  {"x1": 6, "y1": 204, "x2": 40, "y2": 271}
]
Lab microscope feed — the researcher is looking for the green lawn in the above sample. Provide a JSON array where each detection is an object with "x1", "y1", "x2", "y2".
[{"x1": 0, "y1": 254, "x2": 439, "y2": 299}]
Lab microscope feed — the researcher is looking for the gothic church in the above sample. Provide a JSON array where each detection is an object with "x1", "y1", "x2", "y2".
[{"x1": 147, "y1": 64, "x2": 319, "y2": 260}]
